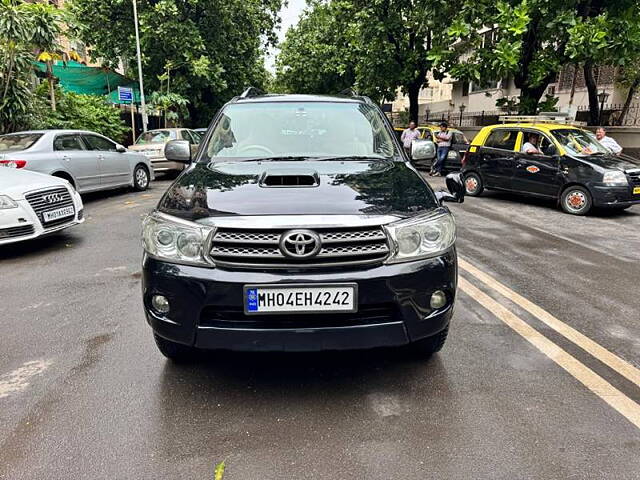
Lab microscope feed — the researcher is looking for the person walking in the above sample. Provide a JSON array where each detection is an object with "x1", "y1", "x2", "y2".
[
  {"x1": 595, "y1": 127, "x2": 622, "y2": 154},
  {"x1": 400, "y1": 121, "x2": 421, "y2": 158},
  {"x1": 431, "y1": 122, "x2": 452, "y2": 176}
]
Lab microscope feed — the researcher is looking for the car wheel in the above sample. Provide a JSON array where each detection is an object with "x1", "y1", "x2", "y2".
[
  {"x1": 133, "y1": 165, "x2": 150, "y2": 191},
  {"x1": 561, "y1": 186, "x2": 592, "y2": 215},
  {"x1": 153, "y1": 333, "x2": 196, "y2": 362},
  {"x1": 464, "y1": 172, "x2": 484, "y2": 196},
  {"x1": 409, "y1": 327, "x2": 449, "y2": 357}
]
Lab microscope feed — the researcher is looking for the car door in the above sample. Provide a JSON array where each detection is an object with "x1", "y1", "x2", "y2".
[
  {"x1": 448, "y1": 131, "x2": 469, "y2": 169},
  {"x1": 478, "y1": 129, "x2": 519, "y2": 189},
  {"x1": 512, "y1": 131, "x2": 562, "y2": 197},
  {"x1": 82, "y1": 134, "x2": 131, "y2": 187},
  {"x1": 53, "y1": 134, "x2": 100, "y2": 191}
]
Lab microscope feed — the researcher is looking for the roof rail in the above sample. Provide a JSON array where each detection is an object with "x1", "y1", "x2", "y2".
[
  {"x1": 498, "y1": 114, "x2": 586, "y2": 126},
  {"x1": 338, "y1": 87, "x2": 357, "y2": 97},
  {"x1": 239, "y1": 86, "x2": 264, "y2": 98}
]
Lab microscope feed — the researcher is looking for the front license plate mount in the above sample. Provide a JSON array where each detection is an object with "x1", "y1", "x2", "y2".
[
  {"x1": 42, "y1": 206, "x2": 75, "y2": 223},
  {"x1": 244, "y1": 283, "x2": 358, "y2": 315}
]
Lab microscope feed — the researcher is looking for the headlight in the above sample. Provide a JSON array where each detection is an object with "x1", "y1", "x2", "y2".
[
  {"x1": 603, "y1": 170, "x2": 628, "y2": 186},
  {"x1": 142, "y1": 212, "x2": 213, "y2": 266},
  {"x1": 385, "y1": 210, "x2": 456, "y2": 263},
  {"x1": 0, "y1": 195, "x2": 18, "y2": 209}
]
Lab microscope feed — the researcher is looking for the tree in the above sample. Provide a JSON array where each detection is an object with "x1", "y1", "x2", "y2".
[
  {"x1": 274, "y1": 2, "x2": 355, "y2": 94},
  {"x1": 148, "y1": 91, "x2": 189, "y2": 127},
  {"x1": 71, "y1": 0, "x2": 282, "y2": 126},
  {"x1": 0, "y1": 0, "x2": 61, "y2": 133}
]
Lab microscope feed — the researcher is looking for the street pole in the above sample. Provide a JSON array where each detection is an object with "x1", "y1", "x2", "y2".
[{"x1": 132, "y1": 0, "x2": 147, "y2": 132}]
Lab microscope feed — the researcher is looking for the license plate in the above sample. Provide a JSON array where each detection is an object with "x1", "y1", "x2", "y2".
[
  {"x1": 634, "y1": 186, "x2": 640, "y2": 195},
  {"x1": 244, "y1": 284, "x2": 357, "y2": 314},
  {"x1": 42, "y1": 206, "x2": 74, "y2": 222}
]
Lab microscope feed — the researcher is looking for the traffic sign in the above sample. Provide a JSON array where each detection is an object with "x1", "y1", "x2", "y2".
[{"x1": 118, "y1": 86, "x2": 133, "y2": 103}]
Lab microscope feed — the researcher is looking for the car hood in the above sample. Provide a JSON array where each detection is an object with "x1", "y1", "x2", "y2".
[
  {"x1": 0, "y1": 167, "x2": 71, "y2": 199},
  {"x1": 574, "y1": 153, "x2": 640, "y2": 171},
  {"x1": 158, "y1": 160, "x2": 437, "y2": 220}
]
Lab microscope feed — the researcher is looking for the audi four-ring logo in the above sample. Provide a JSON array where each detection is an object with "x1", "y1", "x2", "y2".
[
  {"x1": 279, "y1": 229, "x2": 321, "y2": 258},
  {"x1": 43, "y1": 193, "x2": 64, "y2": 204}
]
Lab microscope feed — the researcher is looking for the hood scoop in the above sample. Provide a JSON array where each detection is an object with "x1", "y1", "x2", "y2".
[{"x1": 259, "y1": 168, "x2": 320, "y2": 188}]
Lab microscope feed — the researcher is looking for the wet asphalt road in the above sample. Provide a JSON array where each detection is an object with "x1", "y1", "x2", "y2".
[{"x1": 1, "y1": 176, "x2": 639, "y2": 479}]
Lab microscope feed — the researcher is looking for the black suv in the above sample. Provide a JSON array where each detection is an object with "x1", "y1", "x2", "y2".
[{"x1": 141, "y1": 91, "x2": 464, "y2": 360}]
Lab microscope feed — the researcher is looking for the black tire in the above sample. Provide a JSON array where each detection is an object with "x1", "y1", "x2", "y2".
[
  {"x1": 409, "y1": 327, "x2": 449, "y2": 357},
  {"x1": 464, "y1": 172, "x2": 484, "y2": 196},
  {"x1": 133, "y1": 165, "x2": 150, "y2": 191},
  {"x1": 560, "y1": 185, "x2": 592, "y2": 215},
  {"x1": 153, "y1": 333, "x2": 196, "y2": 362}
]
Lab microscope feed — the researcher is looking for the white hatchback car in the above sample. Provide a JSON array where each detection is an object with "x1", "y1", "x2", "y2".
[{"x1": 0, "y1": 168, "x2": 84, "y2": 245}]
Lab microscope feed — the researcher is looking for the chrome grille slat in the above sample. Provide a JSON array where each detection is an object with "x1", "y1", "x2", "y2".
[
  {"x1": 210, "y1": 225, "x2": 390, "y2": 269},
  {"x1": 0, "y1": 224, "x2": 35, "y2": 239},
  {"x1": 24, "y1": 187, "x2": 75, "y2": 230}
]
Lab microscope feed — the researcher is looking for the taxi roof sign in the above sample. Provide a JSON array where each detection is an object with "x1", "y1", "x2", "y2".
[{"x1": 498, "y1": 114, "x2": 586, "y2": 126}]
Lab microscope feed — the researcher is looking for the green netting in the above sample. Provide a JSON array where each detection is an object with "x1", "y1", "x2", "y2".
[{"x1": 34, "y1": 60, "x2": 140, "y2": 104}]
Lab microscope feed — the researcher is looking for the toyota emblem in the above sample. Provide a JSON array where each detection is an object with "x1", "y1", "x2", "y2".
[
  {"x1": 43, "y1": 193, "x2": 63, "y2": 204},
  {"x1": 279, "y1": 229, "x2": 321, "y2": 258}
]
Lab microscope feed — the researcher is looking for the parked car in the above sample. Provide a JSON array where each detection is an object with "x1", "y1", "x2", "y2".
[
  {"x1": 393, "y1": 125, "x2": 469, "y2": 170},
  {"x1": 461, "y1": 122, "x2": 640, "y2": 214},
  {"x1": 142, "y1": 91, "x2": 465, "y2": 361},
  {"x1": 0, "y1": 167, "x2": 84, "y2": 246},
  {"x1": 0, "y1": 130, "x2": 153, "y2": 193},
  {"x1": 128, "y1": 128, "x2": 201, "y2": 175},
  {"x1": 193, "y1": 128, "x2": 208, "y2": 139}
]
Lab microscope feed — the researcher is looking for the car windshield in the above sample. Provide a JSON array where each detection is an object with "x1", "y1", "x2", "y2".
[
  {"x1": 0, "y1": 133, "x2": 43, "y2": 152},
  {"x1": 135, "y1": 130, "x2": 176, "y2": 145},
  {"x1": 203, "y1": 101, "x2": 399, "y2": 161},
  {"x1": 552, "y1": 128, "x2": 610, "y2": 156}
]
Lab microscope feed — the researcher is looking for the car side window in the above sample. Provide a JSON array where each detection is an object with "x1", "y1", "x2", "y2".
[
  {"x1": 54, "y1": 135, "x2": 85, "y2": 151},
  {"x1": 180, "y1": 130, "x2": 192, "y2": 142},
  {"x1": 83, "y1": 134, "x2": 116, "y2": 152},
  {"x1": 484, "y1": 130, "x2": 518, "y2": 151},
  {"x1": 188, "y1": 130, "x2": 200, "y2": 144},
  {"x1": 453, "y1": 132, "x2": 468, "y2": 144}
]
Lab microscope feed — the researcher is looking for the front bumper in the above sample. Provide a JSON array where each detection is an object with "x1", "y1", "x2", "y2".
[
  {"x1": 591, "y1": 184, "x2": 640, "y2": 208},
  {"x1": 0, "y1": 190, "x2": 84, "y2": 246},
  {"x1": 142, "y1": 250, "x2": 457, "y2": 352}
]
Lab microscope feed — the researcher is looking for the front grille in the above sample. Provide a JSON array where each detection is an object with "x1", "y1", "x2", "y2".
[
  {"x1": 24, "y1": 187, "x2": 74, "y2": 230},
  {"x1": 209, "y1": 226, "x2": 390, "y2": 269},
  {"x1": 0, "y1": 224, "x2": 35, "y2": 240},
  {"x1": 627, "y1": 169, "x2": 640, "y2": 186},
  {"x1": 200, "y1": 303, "x2": 397, "y2": 329}
]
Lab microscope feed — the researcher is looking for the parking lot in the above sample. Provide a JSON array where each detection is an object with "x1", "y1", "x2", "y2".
[{"x1": 1, "y1": 176, "x2": 639, "y2": 479}]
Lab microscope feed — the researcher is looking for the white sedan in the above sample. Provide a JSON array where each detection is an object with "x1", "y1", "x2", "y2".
[{"x1": 0, "y1": 168, "x2": 84, "y2": 246}]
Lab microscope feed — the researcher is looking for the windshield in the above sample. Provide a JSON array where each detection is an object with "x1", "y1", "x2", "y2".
[
  {"x1": 552, "y1": 128, "x2": 610, "y2": 156},
  {"x1": 0, "y1": 133, "x2": 43, "y2": 151},
  {"x1": 203, "y1": 102, "x2": 399, "y2": 161},
  {"x1": 135, "y1": 130, "x2": 176, "y2": 145}
]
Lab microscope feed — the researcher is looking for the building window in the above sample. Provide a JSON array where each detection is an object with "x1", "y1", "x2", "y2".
[{"x1": 470, "y1": 79, "x2": 499, "y2": 93}]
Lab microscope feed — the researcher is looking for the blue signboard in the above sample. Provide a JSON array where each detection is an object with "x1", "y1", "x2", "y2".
[{"x1": 118, "y1": 86, "x2": 133, "y2": 103}]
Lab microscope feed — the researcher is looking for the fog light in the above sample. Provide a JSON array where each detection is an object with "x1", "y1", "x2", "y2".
[
  {"x1": 430, "y1": 290, "x2": 447, "y2": 309},
  {"x1": 151, "y1": 295, "x2": 170, "y2": 314}
]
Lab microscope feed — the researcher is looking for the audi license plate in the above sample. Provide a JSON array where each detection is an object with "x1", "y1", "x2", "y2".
[
  {"x1": 42, "y1": 206, "x2": 74, "y2": 222},
  {"x1": 633, "y1": 186, "x2": 640, "y2": 195},
  {"x1": 244, "y1": 284, "x2": 357, "y2": 314}
]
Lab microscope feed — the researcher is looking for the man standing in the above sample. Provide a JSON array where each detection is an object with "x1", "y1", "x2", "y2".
[
  {"x1": 431, "y1": 122, "x2": 452, "y2": 176},
  {"x1": 400, "y1": 121, "x2": 421, "y2": 158},
  {"x1": 595, "y1": 127, "x2": 622, "y2": 154}
]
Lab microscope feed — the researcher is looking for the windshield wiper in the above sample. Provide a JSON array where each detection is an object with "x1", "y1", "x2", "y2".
[
  {"x1": 313, "y1": 155, "x2": 388, "y2": 161},
  {"x1": 238, "y1": 156, "x2": 313, "y2": 162}
]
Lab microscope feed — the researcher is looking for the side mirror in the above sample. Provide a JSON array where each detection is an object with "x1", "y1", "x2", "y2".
[
  {"x1": 435, "y1": 172, "x2": 465, "y2": 204},
  {"x1": 115, "y1": 144, "x2": 127, "y2": 153},
  {"x1": 164, "y1": 140, "x2": 192, "y2": 163},
  {"x1": 411, "y1": 139, "x2": 436, "y2": 160}
]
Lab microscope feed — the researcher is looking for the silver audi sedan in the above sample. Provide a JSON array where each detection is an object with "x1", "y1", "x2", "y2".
[{"x1": 0, "y1": 130, "x2": 154, "y2": 193}]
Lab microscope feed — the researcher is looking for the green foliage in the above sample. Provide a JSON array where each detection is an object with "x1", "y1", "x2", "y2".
[
  {"x1": 0, "y1": 0, "x2": 62, "y2": 133},
  {"x1": 31, "y1": 86, "x2": 129, "y2": 143},
  {"x1": 148, "y1": 91, "x2": 189, "y2": 126},
  {"x1": 70, "y1": 0, "x2": 283, "y2": 126}
]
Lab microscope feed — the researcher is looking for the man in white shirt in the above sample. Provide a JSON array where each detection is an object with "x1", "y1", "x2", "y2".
[
  {"x1": 400, "y1": 121, "x2": 421, "y2": 158},
  {"x1": 521, "y1": 133, "x2": 541, "y2": 154},
  {"x1": 595, "y1": 127, "x2": 622, "y2": 154}
]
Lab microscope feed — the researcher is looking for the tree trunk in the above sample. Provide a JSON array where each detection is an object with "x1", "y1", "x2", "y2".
[
  {"x1": 407, "y1": 83, "x2": 420, "y2": 124},
  {"x1": 584, "y1": 62, "x2": 599, "y2": 125},
  {"x1": 616, "y1": 77, "x2": 640, "y2": 126},
  {"x1": 517, "y1": 81, "x2": 550, "y2": 115},
  {"x1": 47, "y1": 61, "x2": 56, "y2": 112}
]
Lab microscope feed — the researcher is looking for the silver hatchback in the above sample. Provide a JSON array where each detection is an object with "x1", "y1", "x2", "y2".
[{"x1": 0, "y1": 130, "x2": 154, "y2": 193}]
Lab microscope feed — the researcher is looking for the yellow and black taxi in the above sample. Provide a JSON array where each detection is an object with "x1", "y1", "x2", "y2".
[
  {"x1": 394, "y1": 125, "x2": 469, "y2": 170},
  {"x1": 461, "y1": 122, "x2": 640, "y2": 215}
]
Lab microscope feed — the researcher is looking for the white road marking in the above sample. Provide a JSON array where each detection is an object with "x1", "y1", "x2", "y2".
[
  {"x1": 459, "y1": 258, "x2": 640, "y2": 388},
  {"x1": 0, "y1": 359, "x2": 53, "y2": 399},
  {"x1": 459, "y1": 276, "x2": 640, "y2": 430}
]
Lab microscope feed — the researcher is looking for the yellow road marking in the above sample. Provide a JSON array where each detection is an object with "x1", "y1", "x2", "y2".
[
  {"x1": 459, "y1": 258, "x2": 640, "y2": 388},
  {"x1": 459, "y1": 276, "x2": 640, "y2": 430}
]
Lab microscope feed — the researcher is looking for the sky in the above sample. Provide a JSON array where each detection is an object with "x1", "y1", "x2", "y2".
[{"x1": 264, "y1": 0, "x2": 307, "y2": 72}]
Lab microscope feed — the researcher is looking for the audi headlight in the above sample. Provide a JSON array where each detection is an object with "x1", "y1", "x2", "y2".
[
  {"x1": 385, "y1": 211, "x2": 456, "y2": 263},
  {"x1": 602, "y1": 170, "x2": 628, "y2": 186},
  {"x1": 0, "y1": 195, "x2": 18, "y2": 209},
  {"x1": 142, "y1": 212, "x2": 213, "y2": 266}
]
